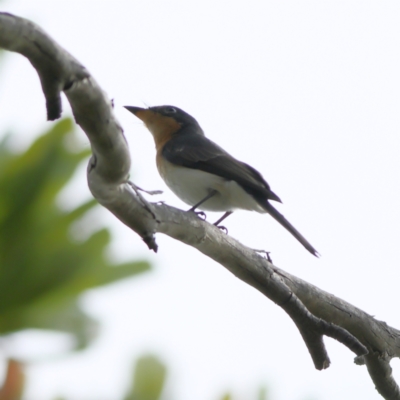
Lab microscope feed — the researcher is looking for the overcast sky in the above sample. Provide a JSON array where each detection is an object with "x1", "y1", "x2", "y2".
[{"x1": 1, "y1": 1, "x2": 400, "y2": 399}]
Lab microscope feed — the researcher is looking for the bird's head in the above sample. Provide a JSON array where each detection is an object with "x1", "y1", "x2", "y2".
[{"x1": 124, "y1": 105, "x2": 204, "y2": 148}]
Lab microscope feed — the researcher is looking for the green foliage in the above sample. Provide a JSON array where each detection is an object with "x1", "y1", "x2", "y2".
[
  {"x1": 219, "y1": 386, "x2": 269, "y2": 400},
  {"x1": 0, "y1": 119, "x2": 150, "y2": 349},
  {"x1": 258, "y1": 387, "x2": 268, "y2": 400},
  {"x1": 124, "y1": 355, "x2": 167, "y2": 400}
]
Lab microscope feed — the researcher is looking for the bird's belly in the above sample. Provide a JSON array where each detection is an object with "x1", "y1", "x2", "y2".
[{"x1": 158, "y1": 162, "x2": 265, "y2": 213}]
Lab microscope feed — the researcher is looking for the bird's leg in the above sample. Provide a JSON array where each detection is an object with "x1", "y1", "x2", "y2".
[
  {"x1": 213, "y1": 211, "x2": 233, "y2": 234},
  {"x1": 188, "y1": 190, "x2": 217, "y2": 211},
  {"x1": 187, "y1": 190, "x2": 218, "y2": 219},
  {"x1": 213, "y1": 211, "x2": 233, "y2": 226}
]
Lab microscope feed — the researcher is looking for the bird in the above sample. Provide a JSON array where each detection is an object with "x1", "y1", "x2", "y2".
[{"x1": 124, "y1": 105, "x2": 318, "y2": 257}]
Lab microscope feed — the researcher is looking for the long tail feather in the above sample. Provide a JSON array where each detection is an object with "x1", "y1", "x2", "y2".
[{"x1": 263, "y1": 202, "x2": 319, "y2": 257}]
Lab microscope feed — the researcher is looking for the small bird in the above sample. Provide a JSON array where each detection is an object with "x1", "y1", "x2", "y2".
[{"x1": 125, "y1": 105, "x2": 318, "y2": 257}]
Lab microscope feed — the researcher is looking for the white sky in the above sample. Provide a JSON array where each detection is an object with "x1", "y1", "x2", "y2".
[{"x1": 1, "y1": 1, "x2": 400, "y2": 399}]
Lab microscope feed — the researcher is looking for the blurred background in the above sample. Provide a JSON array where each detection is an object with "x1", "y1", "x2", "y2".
[{"x1": 1, "y1": 1, "x2": 400, "y2": 399}]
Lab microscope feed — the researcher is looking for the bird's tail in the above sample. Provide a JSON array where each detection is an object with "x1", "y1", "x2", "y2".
[{"x1": 263, "y1": 202, "x2": 319, "y2": 257}]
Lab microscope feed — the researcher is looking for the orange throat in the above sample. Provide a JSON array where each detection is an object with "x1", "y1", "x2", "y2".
[{"x1": 135, "y1": 110, "x2": 182, "y2": 151}]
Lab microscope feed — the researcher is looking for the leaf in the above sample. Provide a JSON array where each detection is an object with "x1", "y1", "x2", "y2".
[
  {"x1": 0, "y1": 119, "x2": 151, "y2": 350},
  {"x1": 258, "y1": 387, "x2": 268, "y2": 400},
  {"x1": 124, "y1": 355, "x2": 167, "y2": 400}
]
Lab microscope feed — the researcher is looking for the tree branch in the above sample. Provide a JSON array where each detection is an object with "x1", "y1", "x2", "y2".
[{"x1": 1, "y1": 12, "x2": 399, "y2": 399}]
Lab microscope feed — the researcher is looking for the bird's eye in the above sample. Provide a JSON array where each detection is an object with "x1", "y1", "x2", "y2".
[{"x1": 164, "y1": 107, "x2": 177, "y2": 114}]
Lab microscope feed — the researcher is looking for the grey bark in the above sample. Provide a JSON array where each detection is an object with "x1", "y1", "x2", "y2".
[{"x1": 1, "y1": 12, "x2": 399, "y2": 399}]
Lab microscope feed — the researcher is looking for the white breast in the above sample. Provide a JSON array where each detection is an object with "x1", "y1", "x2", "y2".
[{"x1": 158, "y1": 160, "x2": 266, "y2": 213}]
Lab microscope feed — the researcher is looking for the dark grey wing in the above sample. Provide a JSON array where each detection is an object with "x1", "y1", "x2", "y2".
[{"x1": 162, "y1": 133, "x2": 281, "y2": 203}]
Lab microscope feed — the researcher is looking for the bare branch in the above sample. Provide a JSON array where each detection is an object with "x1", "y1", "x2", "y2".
[
  {"x1": 0, "y1": 13, "x2": 88, "y2": 120},
  {"x1": 365, "y1": 353, "x2": 400, "y2": 399},
  {"x1": 1, "y1": 12, "x2": 399, "y2": 399}
]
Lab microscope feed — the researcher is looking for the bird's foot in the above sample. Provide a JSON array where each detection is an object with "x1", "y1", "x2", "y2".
[
  {"x1": 186, "y1": 207, "x2": 207, "y2": 220},
  {"x1": 196, "y1": 211, "x2": 207, "y2": 220},
  {"x1": 216, "y1": 225, "x2": 228, "y2": 234}
]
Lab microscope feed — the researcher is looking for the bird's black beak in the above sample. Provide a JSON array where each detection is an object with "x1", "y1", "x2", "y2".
[
  {"x1": 124, "y1": 105, "x2": 145, "y2": 115},
  {"x1": 124, "y1": 106, "x2": 154, "y2": 123}
]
